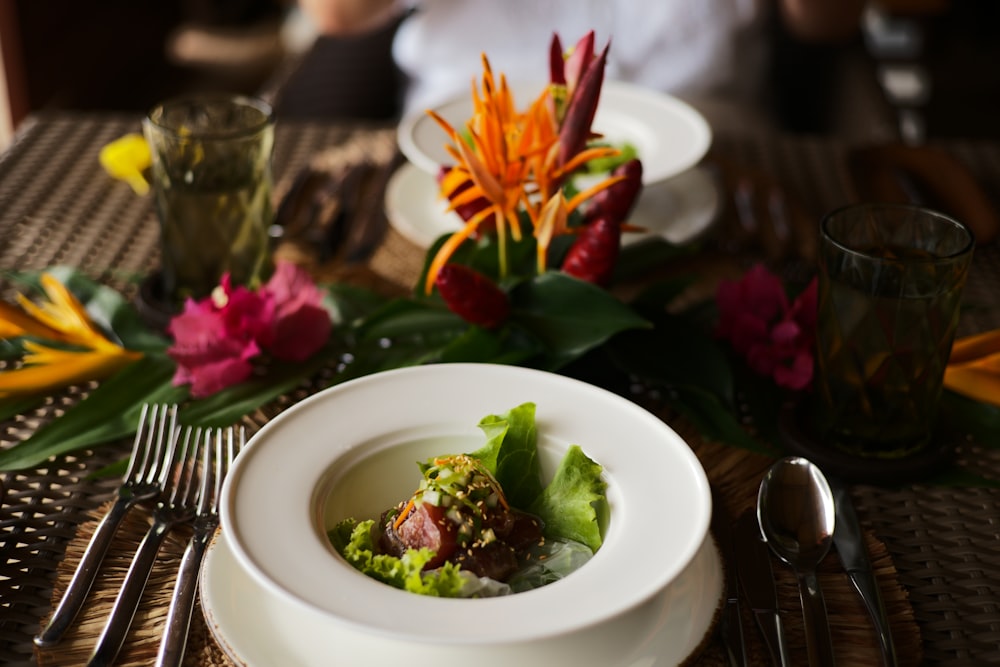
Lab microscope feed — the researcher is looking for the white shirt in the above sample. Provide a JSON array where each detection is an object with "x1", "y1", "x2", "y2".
[{"x1": 392, "y1": 0, "x2": 769, "y2": 121}]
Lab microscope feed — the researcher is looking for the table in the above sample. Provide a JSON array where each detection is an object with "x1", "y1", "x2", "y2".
[{"x1": 1, "y1": 111, "x2": 999, "y2": 666}]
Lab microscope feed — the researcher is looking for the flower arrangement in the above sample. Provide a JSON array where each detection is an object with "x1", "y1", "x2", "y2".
[
  {"x1": 421, "y1": 31, "x2": 645, "y2": 326},
  {"x1": 1, "y1": 32, "x2": 998, "y2": 487}
]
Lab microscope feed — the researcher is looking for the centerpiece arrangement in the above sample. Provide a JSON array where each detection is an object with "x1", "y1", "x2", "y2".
[{"x1": 0, "y1": 31, "x2": 997, "y2": 487}]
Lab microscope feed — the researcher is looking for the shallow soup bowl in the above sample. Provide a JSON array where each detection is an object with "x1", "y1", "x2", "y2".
[{"x1": 216, "y1": 363, "x2": 719, "y2": 666}]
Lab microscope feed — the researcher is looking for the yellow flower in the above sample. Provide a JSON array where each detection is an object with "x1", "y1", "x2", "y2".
[
  {"x1": 99, "y1": 134, "x2": 151, "y2": 195},
  {"x1": 0, "y1": 274, "x2": 142, "y2": 399},
  {"x1": 944, "y1": 329, "x2": 1000, "y2": 409}
]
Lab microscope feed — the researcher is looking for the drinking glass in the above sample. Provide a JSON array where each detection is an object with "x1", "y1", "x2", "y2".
[
  {"x1": 144, "y1": 94, "x2": 274, "y2": 303},
  {"x1": 815, "y1": 203, "x2": 974, "y2": 458}
]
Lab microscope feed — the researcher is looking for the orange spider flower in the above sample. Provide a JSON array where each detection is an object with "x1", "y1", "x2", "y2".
[
  {"x1": 0, "y1": 273, "x2": 141, "y2": 399},
  {"x1": 423, "y1": 33, "x2": 625, "y2": 294}
]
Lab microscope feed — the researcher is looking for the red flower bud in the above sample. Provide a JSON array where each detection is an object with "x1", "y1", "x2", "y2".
[
  {"x1": 587, "y1": 158, "x2": 643, "y2": 224},
  {"x1": 435, "y1": 264, "x2": 510, "y2": 329},
  {"x1": 557, "y1": 42, "x2": 608, "y2": 171},
  {"x1": 561, "y1": 217, "x2": 621, "y2": 287},
  {"x1": 437, "y1": 166, "x2": 496, "y2": 235}
]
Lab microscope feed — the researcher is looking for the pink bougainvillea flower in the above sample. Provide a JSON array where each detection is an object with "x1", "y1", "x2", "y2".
[
  {"x1": 167, "y1": 261, "x2": 332, "y2": 397},
  {"x1": 167, "y1": 277, "x2": 266, "y2": 398},
  {"x1": 715, "y1": 265, "x2": 818, "y2": 391},
  {"x1": 263, "y1": 260, "x2": 332, "y2": 362}
]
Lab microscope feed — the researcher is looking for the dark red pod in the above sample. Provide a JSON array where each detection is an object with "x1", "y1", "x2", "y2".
[
  {"x1": 561, "y1": 216, "x2": 621, "y2": 287},
  {"x1": 437, "y1": 166, "x2": 496, "y2": 234},
  {"x1": 587, "y1": 158, "x2": 643, "y2": 224},
  {"x1": 435, "y1": 264, "x2": 510, "y2": 329}
]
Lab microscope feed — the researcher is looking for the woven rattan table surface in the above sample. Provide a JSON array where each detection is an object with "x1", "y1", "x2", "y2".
[{"x1": 1, "y1": 112, "x2": 999, "y2": 665}]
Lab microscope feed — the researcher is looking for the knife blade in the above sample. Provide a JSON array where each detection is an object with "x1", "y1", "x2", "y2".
[
  {"x1": 711, "y1": 490, "x2": 747, "y2": 667},
  {"x1": 829, "y1": 476, "x2": 899, "y2": 667},
  {"x1": 734, "y1": 509, "x2": 789, "y2": 667}
]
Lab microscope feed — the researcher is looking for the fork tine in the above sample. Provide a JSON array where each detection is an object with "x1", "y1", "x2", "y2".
[
  {"x1": 122, "y1": 403, "x2": 151, "y2": 481},
  {"x1": 168, "y1": 425, "x2": 201, "y2": 504},
  {"x1": 150, "y1": 404, "x2": 179, "y2": 484}
]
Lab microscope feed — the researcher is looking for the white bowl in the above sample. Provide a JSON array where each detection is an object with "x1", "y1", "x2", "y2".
[{"x1": 219, "y1": 363, "x2": 713, "y2": 662}]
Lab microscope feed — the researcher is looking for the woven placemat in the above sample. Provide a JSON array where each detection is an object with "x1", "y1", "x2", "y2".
[{"x1": 35, "y1": 417, "x2": 922, "y2": 667}]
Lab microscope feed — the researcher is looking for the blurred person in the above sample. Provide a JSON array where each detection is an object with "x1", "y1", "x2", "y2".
[{"x1": 296, "y1": 0, "x2": 864, "y2": 130}]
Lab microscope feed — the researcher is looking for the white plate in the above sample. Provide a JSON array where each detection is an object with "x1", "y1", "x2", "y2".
[
  {"x1": 398, "y1": 79, "x2": 712, "y2": 185},
  {"x1": 201, "y1": 529, "x2": 724, "y2": 667},
  {"x1": 220, "y1": 363, "x2": 712, "y2": 649},
  {"x1": 385, "y1": 160, "x2": 720, "y2": 249}
]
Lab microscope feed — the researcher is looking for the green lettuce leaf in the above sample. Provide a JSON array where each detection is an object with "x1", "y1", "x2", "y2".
[
  {"x1": 470, "y1": 402, "x2": 543, "y2": 509},
  {"x1": 329, "y1": 519, "x2": 466, "y2": 597},
  {"x1": 528, "y1": 444, "x2": 606, "y2": 552}
]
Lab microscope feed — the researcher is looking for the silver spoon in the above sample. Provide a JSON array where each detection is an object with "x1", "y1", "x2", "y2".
[{"x1": 757, "y1": 456, "x2": 837, "y2": 667}]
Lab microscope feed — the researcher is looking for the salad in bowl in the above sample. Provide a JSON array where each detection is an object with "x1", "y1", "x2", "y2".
[{"x1": 330, "y1": 402, "x2": 605, "y2": 597}]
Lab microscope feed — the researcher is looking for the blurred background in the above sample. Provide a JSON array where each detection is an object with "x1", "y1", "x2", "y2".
[{"x1": 0, "y1": 0, "x2": 997, "y2": 151}]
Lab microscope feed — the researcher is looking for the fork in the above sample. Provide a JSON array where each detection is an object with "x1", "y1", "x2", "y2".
[
  {"x1": 34, "y1": 403, "x2": 178, "y2": 648},
  {"x1": 87, "y1": 424, "x2": 204, "y2": 667},
  {"x1": 156, "y1": 426, "x2": 244, "y2": 667}
]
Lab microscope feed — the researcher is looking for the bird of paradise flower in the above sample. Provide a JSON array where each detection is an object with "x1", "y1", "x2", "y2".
[
  {"x1": 0, "y1": 274, "x2": 142, "y2": 398},
  {"x1": 423, "y1": 31, "x2": 626, "y2": 293}
]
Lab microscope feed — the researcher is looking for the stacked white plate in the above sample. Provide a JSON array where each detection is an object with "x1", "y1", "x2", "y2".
[
  {"x1": 387, "y1": 80, "x2": 719, "y2": 249},
  {"x1": 205, "y1": 363, "x2": 723, "y2": 666}
]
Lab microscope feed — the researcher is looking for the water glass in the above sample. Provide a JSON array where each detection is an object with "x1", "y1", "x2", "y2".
[
  {"x1": 815, "y1": 203, "x2": 974, "y2": 458},
  {"x1": 144, "y1": 94, "x2": 274, "y2": 302}
]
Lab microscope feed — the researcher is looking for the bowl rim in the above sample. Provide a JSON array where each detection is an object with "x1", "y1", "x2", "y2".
[{"x1": 220, "y1": 363, "x2": 711, "y2": 645}]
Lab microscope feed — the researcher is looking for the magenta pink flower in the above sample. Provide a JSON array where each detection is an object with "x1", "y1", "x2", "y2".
[
  {"x1": 262, "y1": 260, "x2": 332, "y2": 363},
  {"x1": 167, "y1": 261, "x2": 332, "y2": 398},
  {"x1": 715, "y1": 265, "x2": 818, "y2": 391}
]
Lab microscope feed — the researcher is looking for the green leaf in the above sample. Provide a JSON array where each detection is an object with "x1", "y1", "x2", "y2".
[
  {"x1": 322, "y1": 283, "x2": 392, "y2": 327},
  {"x1": 528, "y1": 444, "x2": 606, "y2": 552},
  {"x1": 613, "y1": 240, "x2": 697, "y2": 284},
  {"x1": 0, "y1": 395, "x2": 45, "y2": 422},
  {"x1": 664, "y1": 384, "x2": 778, "y2": 456},
  {"x1": 180, "y1": 345, "x2": 340, "y2": 427},
  {"x1": 941, "y1": 391, "x2": 1000, "y2": 446},
  {"x1": 608, "y1": 314, "x2": 734, "y2": 405},
  {"x1": 470, "y1": 402, "x2": 543, "y2": 508},
  {"x1": 510, "y1": 272, "x2": 650, "y2": 370},
  {"x1": 0, "y1": 354, "x2": 186, "y2": 471},
  {"x1": 436, "y1": 326, "x2": 540, "y2": 366},
  {"x1": 357, "y1": 299, "x2": 464, "y2": 341}
]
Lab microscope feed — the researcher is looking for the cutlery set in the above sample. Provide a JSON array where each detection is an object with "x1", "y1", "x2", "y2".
[
  {"x1": 715, "y1": 456, "x2": 898, "y2": 667},
  {"x1": 34, "y1": 404, "x2": 244, "y2": 667}
]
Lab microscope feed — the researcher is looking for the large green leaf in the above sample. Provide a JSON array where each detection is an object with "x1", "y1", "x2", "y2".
[
  {"x1": 608, "y1": 314, "x2": 735, "y2": 406},
  {"x1": 941, "y1": 391, "x2": 1000, "y2": 447},
  {"x1": 322, "y1": 283, "x2": 393, "y2": 327},
  {"x1": 664, "y1": 384, "x2": 778, "y2": 456},
  {"x1": 510, "y1": 272, "x2": 650, "y2": 370},
  {"x1": 179, "y1": 344, "x2": 341, "y2": 426},
  {"x1": 0, "y1": 395, "x2": 45, "y2": 423},
  {"x1": 0, "y1": 354, "x2": 185, "y2": 471}
]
